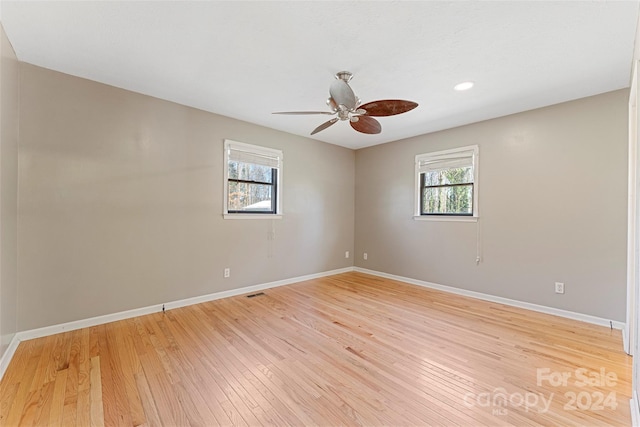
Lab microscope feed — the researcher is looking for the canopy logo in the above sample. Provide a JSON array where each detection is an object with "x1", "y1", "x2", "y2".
[
  {"x1": 462, "y1": 367, "x2": 619, "y2": 416},
  {"x1": 462, "y1": 388, "x2": 553, "y2": 415}
]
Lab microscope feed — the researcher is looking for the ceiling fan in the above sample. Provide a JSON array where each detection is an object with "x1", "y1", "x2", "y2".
[{"x1": 273, "y1": 71, "x2": 418, "y2": 136}]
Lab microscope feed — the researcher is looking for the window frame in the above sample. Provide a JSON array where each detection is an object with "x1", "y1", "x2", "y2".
[
  {"x1": 414, "y1": 145, "x2": 479, "y2": 221},
  {"x1": 223, "y1": 139, "x2": 283, "y2": 219}
]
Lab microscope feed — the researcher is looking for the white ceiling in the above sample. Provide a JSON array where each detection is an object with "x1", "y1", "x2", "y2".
[{"x1": 2, "y1": 1, "x2": 639, "y2": 150}]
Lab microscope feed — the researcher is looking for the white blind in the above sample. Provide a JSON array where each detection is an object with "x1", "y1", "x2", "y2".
[
  {"x1": 226, "y1": 140, "x2": 282, "y2": 169},
  {"x1": 417, "y1": 147, "x2": 475, "y2": 174}
]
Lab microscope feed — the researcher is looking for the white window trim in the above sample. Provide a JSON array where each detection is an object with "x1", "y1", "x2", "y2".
[
  {"x1": 413, "y1": 215, "x2": 478, "y2": 223},
  {"x1": 224, "y1": 213, "x2": 283, "y2": 220},
  {"x1": 223, "y1": 139, "x2": 283, "y2": 219},
  {"x1": 414, "y1": 145, "x2": 479, "y2": 221}
]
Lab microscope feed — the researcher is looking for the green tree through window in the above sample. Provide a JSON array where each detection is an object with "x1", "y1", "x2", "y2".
[
  {"x1": 422, "y1": 166, "x2": 473, "y2": 215},
  {"x1": 224, "y1": 140, "x2": 282, "y2": 216},
  {"x1": 416, "y1": 145, "x2": 478, "y2": 217}
]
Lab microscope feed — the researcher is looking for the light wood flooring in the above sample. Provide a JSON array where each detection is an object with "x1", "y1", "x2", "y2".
[{"x1": 0, "y1": 272, "x2": 632, "y2": 426}]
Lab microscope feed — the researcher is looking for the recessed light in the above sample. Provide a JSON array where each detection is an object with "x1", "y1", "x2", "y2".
[{"x1": 454, "y1": 81, "x2": 474, "y2": 91}]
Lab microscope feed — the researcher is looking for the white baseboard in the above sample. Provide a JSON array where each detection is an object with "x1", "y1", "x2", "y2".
[
  {"x1": 1, "y1": 266, "x2": 354, "y2": 382},
  {"x1": 18, "y1": 266, "x2": 355, "y2": 343},
  {"x1": 0, "y1": 333, "x2": 20, "y2": 383},
  {"x1": 3, "y1": 265, "x2": 626, "y2": 382},
  {"x1": 624, "y1": 326, "x2": 631, "y2": 355},
  {"x1": 354, "y1": 267, "x2": 626, "y2": 330},
  {"x1": 162, "y1": 266, "x2": 354, "y2": 311},
  {"x1": 631, "y1": 391, "x2": 640, "y2": 427}
]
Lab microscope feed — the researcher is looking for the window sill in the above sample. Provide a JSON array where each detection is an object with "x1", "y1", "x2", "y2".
[
  {"x1": 224, "y1": 214, "x2": 283, "y2": 220},
  {"x1": 413, "y1": 215, "x2": 478, "y2": 223}
]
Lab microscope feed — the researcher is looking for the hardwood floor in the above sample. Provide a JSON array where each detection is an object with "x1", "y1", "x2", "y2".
[{"x1": 0, "y1": 272, "x2": 632, "y2": 426}]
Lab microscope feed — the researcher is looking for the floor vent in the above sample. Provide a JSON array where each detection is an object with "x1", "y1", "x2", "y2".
[{"x1": 246, "y1": 292, "x2": 266, "y2": 298}]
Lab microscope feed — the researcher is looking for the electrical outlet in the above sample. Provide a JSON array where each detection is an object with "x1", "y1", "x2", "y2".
[
  {"x1": 345, "y1": 251, "x2": 349, "y2": 259},
  {"x1": 555, "y1": 282, "x2": 564, "y2": 294},
  {"x1": 364, "y1": 253, "x2": 368, "y2": 260},
  {"x1": 224, "y1": 268, "x2": 230, "y2": 278}
]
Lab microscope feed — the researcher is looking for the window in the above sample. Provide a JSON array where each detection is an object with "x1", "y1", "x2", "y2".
[
  {"x1": 415, "y1": 145, "x2": 478, "y2": 219},
  {"x1": 224, "y1": 140, "x2": 282, "y2": 218}
]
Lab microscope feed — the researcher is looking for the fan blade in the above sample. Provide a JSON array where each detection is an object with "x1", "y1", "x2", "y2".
[
  {"x1": 311, "y1": 118, "x2": 339, "y2": 135},
  {"x1": 273, "y1": 111, "x2": 335, "y2": 115},
  {"x1": 330, "y1": 80, "x2": 356, "y2": 110},
  {"x1": 350, "y1": 116, "x2": 381, "y2": 134},
  {"x1": 359, "y1": 100, "x2": 418, "y2": 117}
]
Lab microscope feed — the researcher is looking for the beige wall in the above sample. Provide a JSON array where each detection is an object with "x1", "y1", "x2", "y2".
[
  {"x1": 355, "y1": 90, "x2": 628, "y2": 321},
  {"x1": 0, "y1": 23, "x2": 19, "y2": 357},
  {"x1": 17, "y1": 64, "x2": 355, "y2": 331},
  {"x1": 10, "y1": 63, "x2": 630, "y2": 330}
]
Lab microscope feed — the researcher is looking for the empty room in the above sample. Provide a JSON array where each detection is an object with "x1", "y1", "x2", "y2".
[{"x1": 2, "y1": 1, "x2": 640, "y2": 426}]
